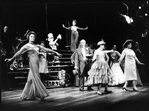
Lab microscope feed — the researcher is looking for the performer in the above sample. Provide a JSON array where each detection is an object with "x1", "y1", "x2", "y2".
[
  {"x1": 46, "y1": 33, "x2": 62, "y2": 50},
  {"x1": 0, "y1": 41, "x2": 6, "y2": 57},
  {"x1": 119, "y1": 2, "x2": 134, "y2": 25},
  {"x1": 5, "y1": 31, "x2": 61, "y2": 101},
  {"x1": 9, "y1": 35, "x2": 27, "y2": 70},
  {"x1": 2, "y1": 26, "x2": 12, "y2": 57},
  {"x1": 87, "y1": 39, "x2": 113, "y2": 95},
  {"x1": 71, "y1": 39, "x2": 93, "y2": 91},
  {"x1": 46, "y1": 33, "x2": 61, "y2": 63},
  {"x1": 39, "y1": 41, "x2": 49, "y2": 83},
  {"x1": 0, "y1": 41, "x2": 10, "y2": 91},
  {"x1": 1, "y1": 26, "x2": 14, "y2": 90},
  {"x1": 110, "y1": 45, "x2": 125, "y2": 85},
  {"x1": 134, "y1": 41, "x2": 145, "y2": 86},
  {"x1": 62, "y1": 19, "x2": 88, "y2": 52},
  {"x1": 119, "y1": 39, "x2": 144, "y2": 91}
]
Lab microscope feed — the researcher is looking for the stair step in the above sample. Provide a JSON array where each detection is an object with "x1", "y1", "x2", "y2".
[
  {"x1": 48, "y1": 61, "x2": 72, "y2": 64},
  {"x1": 57, "y1": 49, "x2": 72, "y2": 53},
  {"x1": 8, "y1": 71, "x2": 28, "y2": 75},
  {"x1": 61, "y1": 53, "x2": 72, "y2": 55},
  {"x1": 48, "y1": 71, "x2": 59, "y2": 73},
  {"x1": 48, "y1": 64, "x2": 73, "y2": 68},
  {"x1": 15, "y1": 77, "x2": 27, "y2": 79},
  {"x1": 59, "y1": 57, "x2": 71, "y2": 59},
  {"x1": 61, "y1": 53, "x2": 72, "y2": 58},
  {"x1": 49, "y1": 76, "x2": 59, "y2": 78},
  {"x1": 49, "y1": 61, "x2": 72, "y2": 63},
  {"x1": 59, "y1": 58, "x2": 71, "y2": 61}
]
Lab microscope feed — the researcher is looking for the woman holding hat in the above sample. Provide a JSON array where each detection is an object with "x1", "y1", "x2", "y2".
[
  {"x1": 87, "y1": 39, "x2": 114, "y2": 95},
  {"x1": 5, "y1": 31, "x2": 61, "y2": 101},
  {"x1": 46, "y1": 33, "x2": 61, "y2": 50},
  {"x1": 119, "y1": 39, "x2": 144, "y2": 91}
]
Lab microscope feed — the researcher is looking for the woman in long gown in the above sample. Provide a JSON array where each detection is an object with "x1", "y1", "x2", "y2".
[
  {"x1": 87, "y1": 40, "x2": 114, "y2": 95},
  {"x1": 5, "y1": 31, "x2": 61, "y2": 100},
  {"x1": 110, "y1": 45, "x2": 125, "y2": 85},
  {"x1": 119, "y1": 39, "x2": 144, "y2": 91},
  {"x1": 62, "y1": 20, "x2": 88, "y2": 52}
]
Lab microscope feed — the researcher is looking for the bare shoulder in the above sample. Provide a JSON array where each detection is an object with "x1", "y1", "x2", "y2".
[{"x1": 22, "y1": 43, "x2": 29, "y2": 48}]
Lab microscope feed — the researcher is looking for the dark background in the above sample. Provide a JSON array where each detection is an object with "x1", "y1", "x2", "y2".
[
  {"x1": 0, "y1": 1, "x2": 148, "y2": 48},
  {"x1": 0, "y1": 0, "x2": 149, "y2": 81}
]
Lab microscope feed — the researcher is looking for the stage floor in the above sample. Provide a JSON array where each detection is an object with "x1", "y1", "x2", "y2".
[{"x1": 1, "y1": 84, "x2": 149, "y2": 111}]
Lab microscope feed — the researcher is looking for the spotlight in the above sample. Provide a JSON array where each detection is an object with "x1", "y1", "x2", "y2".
[
  {"x1": 139, "y1": 6, "x2": 142, "y2": 9},
  {"x1": 145, "y1": 13, "x2": 148, "y2": 16}
]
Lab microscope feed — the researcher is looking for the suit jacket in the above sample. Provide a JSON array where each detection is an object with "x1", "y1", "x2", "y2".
[{"x1": 71, "y1": 46, "x2": 93, "y2": 75}]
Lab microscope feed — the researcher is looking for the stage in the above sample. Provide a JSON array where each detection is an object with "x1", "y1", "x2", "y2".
[
  {"x1": 1, "y1": 84, "x2": 149, "y2": 111},
  {"x1": 1, "y1": 1, "x2": 149, "y2": 111}
]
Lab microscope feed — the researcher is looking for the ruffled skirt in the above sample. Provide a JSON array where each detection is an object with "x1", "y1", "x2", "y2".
[{"x1": 87, "y1": 61, "x2": 114, "y2": 85}]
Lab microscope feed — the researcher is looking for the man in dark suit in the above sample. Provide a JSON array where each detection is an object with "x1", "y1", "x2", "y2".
[{"x1": 71, "y1": 39, "x2": 93, "y2": 91}]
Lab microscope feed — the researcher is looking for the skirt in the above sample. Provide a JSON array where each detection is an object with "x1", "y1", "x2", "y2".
[{"x1": 87, "y1": 61, "x2": 114, "y2": 85}]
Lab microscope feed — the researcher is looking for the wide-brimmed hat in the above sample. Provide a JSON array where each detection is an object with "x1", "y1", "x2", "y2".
[
  {"x1": 122, "y1": 39, "x2": 134, "y2": 48},
  {"x1": 97, "y1": 39, "x2": 106, "y2": 46},
  {"x1": 48, "y1": 33, "x2": 54, "y2": 38}
]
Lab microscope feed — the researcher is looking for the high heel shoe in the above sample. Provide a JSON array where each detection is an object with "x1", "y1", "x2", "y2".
[
  {"x1": 40, "y1": 97, "x2": 45, "y2": 101},
  {"x1": 122, "y1": 87, "x2": 128, "y2": 91},
  {"x1": 133, "y1": 88, "x2": 139, "y2": 92},
  {"x1": 96, "y1": 91, "x2": 103, "y2": 95},
  {"x1": 20, "y1": 97, "x2": 27, "y2": 101},
  {"x1": 79, "y1": 87, "x2": 84, "y2": 91},
  {"x1": 104, "y1": 90, "x2": 112, "y2": 94}
]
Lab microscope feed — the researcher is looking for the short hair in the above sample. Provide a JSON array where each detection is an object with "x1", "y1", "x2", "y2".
[
  {"x1": 26, "y1": 31, "x2": 36, "y2": 39},
  {"x1": 80, "y1": 39, "x2": 86, "y2": 44},
  {"x1": 72, "y1": 19, "x2": 77, "y2": 24}
]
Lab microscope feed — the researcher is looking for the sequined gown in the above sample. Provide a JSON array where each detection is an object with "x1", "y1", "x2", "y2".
[
  {"x1": 20, "y1": 43, "x2": 49, "y2": 99},
  {"x1": 71, "y1": 30, "x2": 79, "y2": 52},
  {"x1": 70, "y1": 26, "x2": 79, "y2": 52}
]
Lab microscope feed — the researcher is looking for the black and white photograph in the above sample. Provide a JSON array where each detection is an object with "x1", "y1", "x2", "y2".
[{"x1": 0, "y1": 0, "x2": 149, "y2": 111}]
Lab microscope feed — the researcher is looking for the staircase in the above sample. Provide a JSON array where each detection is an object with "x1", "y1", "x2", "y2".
[
  {"x1": 45, "y1": 49, "x2": 74, "y2": 88},
  {"x1": 48, "y1": 49, "x2": 72, "y2": 66},
  {"x1": 7, "y1": 49, "x2": 74, "y2": 88}
]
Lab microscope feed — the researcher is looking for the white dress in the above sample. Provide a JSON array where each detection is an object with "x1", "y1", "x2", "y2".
[
  {"x1": 110, "y1": 51, "x2": 125, "y2": 85},
  {"x1": 119, "y1": 48, "x2": 137, "y2": 81}
]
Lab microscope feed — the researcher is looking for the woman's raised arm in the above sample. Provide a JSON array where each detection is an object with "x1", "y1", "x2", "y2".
[
  {"x1": 5, "y1": 44, "x2": 27, "y2": 62},
  {"x1": 39, "y1": 45, "x2": 61, "y2": 57},
  {"x1": 62, "y1": 24, "x2": 71, "y2": 30}
]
